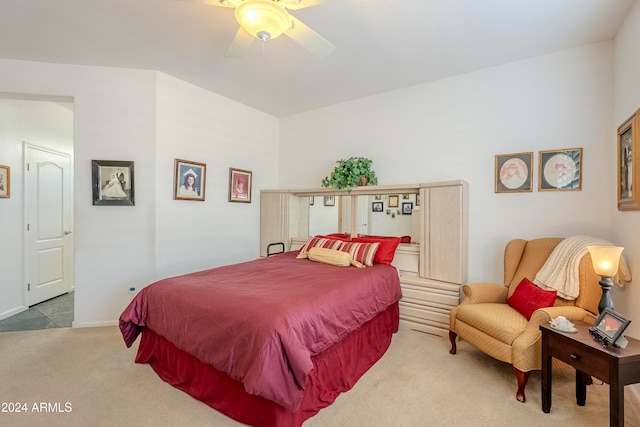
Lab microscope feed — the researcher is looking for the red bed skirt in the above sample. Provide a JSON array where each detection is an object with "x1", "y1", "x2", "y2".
[{"x1": 135, "y1": 302, "x2": 399, "y2": 427}]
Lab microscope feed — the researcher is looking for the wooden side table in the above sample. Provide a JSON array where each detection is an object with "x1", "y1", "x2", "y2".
[{"x1": 540, "y1": 320, "x2": 640, "y2": 427}]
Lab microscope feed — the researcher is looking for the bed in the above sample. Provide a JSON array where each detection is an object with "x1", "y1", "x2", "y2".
[{"x1": 119, "y1": 248, "x2": 402, "y2": 427}]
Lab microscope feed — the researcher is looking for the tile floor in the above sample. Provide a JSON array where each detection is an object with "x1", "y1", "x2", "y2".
[{"x1": 0, "y1": 292, "x2": 74, "y2": 332}]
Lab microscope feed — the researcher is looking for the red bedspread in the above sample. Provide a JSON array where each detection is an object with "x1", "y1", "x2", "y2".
[{"x1": 119, "y1": 251, "x2": 402, "y2": 412}]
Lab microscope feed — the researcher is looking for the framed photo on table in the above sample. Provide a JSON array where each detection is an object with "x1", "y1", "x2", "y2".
[
  {"x1": 589, "y1": 307, "x2": 631, "y2": 348},
  {"x1": 0, "y1": 165, "x2": 10, "y2": 198},
  {"x1": 228, "y1": 168, "x2": 252, "y2": 203},
  {"x1": 617, "y1": 109, "x2": 639, "y2": 211},
  {"x1": 538, "y1": 148, "x2": 582, "y2": 191},
  {"x1": 494, "y1": 152, "x2": 533, "y2": 193},
  {"x1": 174, "y1": 159, "x2": 206, "y2": 201},
  {"x1": 92, "y1": 160, "x2": 135, "y2": 206}
]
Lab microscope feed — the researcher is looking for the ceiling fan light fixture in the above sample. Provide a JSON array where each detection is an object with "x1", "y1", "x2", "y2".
[{"x1": 235, "y1": 0, "x2": 291, "y2": 42}]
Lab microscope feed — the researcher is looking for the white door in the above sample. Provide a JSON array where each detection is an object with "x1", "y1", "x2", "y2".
[{"x1": 25, "y1": 144, "x2": 74, "y2": 306}]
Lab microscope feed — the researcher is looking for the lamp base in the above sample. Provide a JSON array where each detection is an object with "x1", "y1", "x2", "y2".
[{"x1": 597, "y1": 276, "x2": 615, "y2": 314}]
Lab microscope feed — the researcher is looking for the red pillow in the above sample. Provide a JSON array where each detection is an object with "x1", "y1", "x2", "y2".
[
  {"x1": 321, "y1": 233, "x2": 351, "y2": 241},
  {"x1": 352, "y1": 236, "x2": 401, "y2": 265},
  {"x1": 507, "y1": 278, "x2": 557, "y2": 320}
]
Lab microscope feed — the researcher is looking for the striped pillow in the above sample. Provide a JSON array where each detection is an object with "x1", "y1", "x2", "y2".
[
  {"x1": 296, "y1": 236, "x2": 345, "y2": 258},
  {"x1": 340, "y1": 241, "x2": 379, "y2": 267}
]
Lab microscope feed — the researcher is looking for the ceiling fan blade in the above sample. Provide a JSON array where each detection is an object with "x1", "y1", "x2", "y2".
[
  {"x1": 174, "y1": 0, "x2": 235, "y2": 7},
  {"x1": 282, "y1": 0, "x2": 330, "y2": 11},
  {"x1": 286, "y1": 15, "x2": 335, "y2": 57},
  {"x1": 225, "y1": 27, "x2": 255, "y2": 57}
]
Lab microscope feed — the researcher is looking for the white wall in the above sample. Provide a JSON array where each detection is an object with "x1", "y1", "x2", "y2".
[
  {"x1": 280, "y1": 42, "x2": 619, "y2": 295},
  {"x1": 0, "y1": 59, "x2": 279, "y2": 326},
  {"x1": 154, "y1": 74, "x2": 279, "y2": 278},
  {"x1": 0, "y1": 97, "x2": 73, "y2": 319},
  {"x1": 613, "y1": 0, "x2": 640, "y2": 339}
]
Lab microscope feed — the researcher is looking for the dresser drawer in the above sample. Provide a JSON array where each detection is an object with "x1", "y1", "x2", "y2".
[
  {"x1": 399, "y1": 300, "x2": 450, "y2": 325},
  {"x1": 548, "y1": 337, "x2": 610, "y2": 382}
]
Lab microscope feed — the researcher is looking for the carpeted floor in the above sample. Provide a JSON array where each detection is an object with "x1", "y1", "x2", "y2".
[{"x1": 1, "y1": 325, "x2": 639, "y2": 426}]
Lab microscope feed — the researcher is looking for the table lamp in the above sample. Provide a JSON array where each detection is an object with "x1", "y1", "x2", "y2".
[{"x1": 586, "y1": 245, "x2": 624, "y2": 313}]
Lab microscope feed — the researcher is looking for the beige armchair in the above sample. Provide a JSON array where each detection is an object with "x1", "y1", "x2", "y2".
[{"x1": 448, "y1": 237, "x2": 602, "y2": 402}]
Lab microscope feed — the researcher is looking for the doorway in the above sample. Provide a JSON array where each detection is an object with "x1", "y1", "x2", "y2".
[
  {"x1": 0, "y1": 96, "x2": 74, "y2": 330},
  {"x1": 24, "y1": 143, "x2": 74, "y2": 306}
]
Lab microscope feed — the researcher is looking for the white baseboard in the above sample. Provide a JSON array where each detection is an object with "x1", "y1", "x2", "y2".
[
  {"x1": 72, "y1": 319, "x2": 119, "y2": 328},
  {"x1": 0, "y1": 305, "x2": 28, "y2": 322}
]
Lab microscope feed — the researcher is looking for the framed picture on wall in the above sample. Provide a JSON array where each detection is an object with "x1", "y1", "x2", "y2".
[
  {"x1": 228, "y1": 168, "x2": 252, "y2": 203},
  {"x1": 388, "y1": 195, "x2": 399, "y2": 207},
  {"x1": 323, "y1": 195, "x2": 335, "y2": 206},
  {"x1": 538, "y1": 148, "x2": 582, "y2": 191},
  {"x1": 402, "y1": 202, "x2": 413, "y2": 215},
  {"x1": 174, "y1": 159, "x2": 206, "y2": 201},
  {"x1": 0, "y1": 164, "x2": 10, "y2": 198},
  {"x1": 372, "y1": 201, "x2": 383, "y2": 212},
  {"x1": 494, "y1": 152, "x2": 533, "y2": 193},
  {"x1": 92, "y1": 160, "x2": 135, "y2": 206},
  {"x1": 617, "y1": 109, "x2": 639, "y2": 211}
]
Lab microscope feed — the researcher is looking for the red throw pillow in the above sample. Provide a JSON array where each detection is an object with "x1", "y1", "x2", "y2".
[
  {"x1": 352, "y1": 236, "x2": 401, "y2": 265},
  {"x1": 321, "y1": 233, "x2": 351, "y2": 241},
  {"x1": 507, "y1": 278, "x2": 557, "y2": 320}
]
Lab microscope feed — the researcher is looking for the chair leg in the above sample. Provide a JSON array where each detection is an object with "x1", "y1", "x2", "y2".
[
  {"x1": 448, "y1": 331, "x2": 457, "y2": 355},
  {"x1": 514, "y1": 368, "x2": 530, "y2": 403}
]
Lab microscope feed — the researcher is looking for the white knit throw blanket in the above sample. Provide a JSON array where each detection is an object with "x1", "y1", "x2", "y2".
[{"x1": 534, "y1": 235, "x2": 612, "y2": 300}]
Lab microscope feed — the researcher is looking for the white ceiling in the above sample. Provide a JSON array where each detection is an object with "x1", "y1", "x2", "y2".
[{"x1": 0, "y1": 0, "x2": 635, "y2": 117}]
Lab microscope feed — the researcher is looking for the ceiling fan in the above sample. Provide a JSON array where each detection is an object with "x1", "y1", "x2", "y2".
[{"x1": 178, "y1": 0, "x2": 335, "y2": 58}]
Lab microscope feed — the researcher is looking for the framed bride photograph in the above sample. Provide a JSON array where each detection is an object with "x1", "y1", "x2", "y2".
[{"x1": 92, "y1": 160, "x2": 135, "y2": 206}]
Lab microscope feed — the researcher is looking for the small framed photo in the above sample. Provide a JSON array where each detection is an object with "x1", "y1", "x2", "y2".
[
  {"x1": 0, "y1": 164, "x2": 10, "y2": 198},
  {"x1": 618, "y1": 110, "x2": 639, "y2": 211},
  {"x1": 323, "y1": 195, "x2": 335, "y2": 206},
  {"x1": 309, "y1": 196, "x2": 314, "y2": 206},
  {"x1": 538, "y1": 148, "x2": 582, "y2": 191},
  {"x1": 588, "y1": 307, "x2": 631, "y2": 348},
  {"x1": 388, "y1": 195, "x2": 399, "y2": 208},
  {"x1": 229, "y1": 168, "x2": 252, "y2": 203},
  {"x1": 402, "y1": 202, "x2": 413, "y2": 215},
  {"x1": 495, "y1": 152, "x2": 533, "y2": 193},
  {"x1": 372, "y1": 201, "x2": 383, "y2": 212},
  {"x1": 92, "y1": 160, "x2": 135, "y2": 206},
  {"x1": 174, "y1": 159, "x2": 206, "y2": 201}
]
